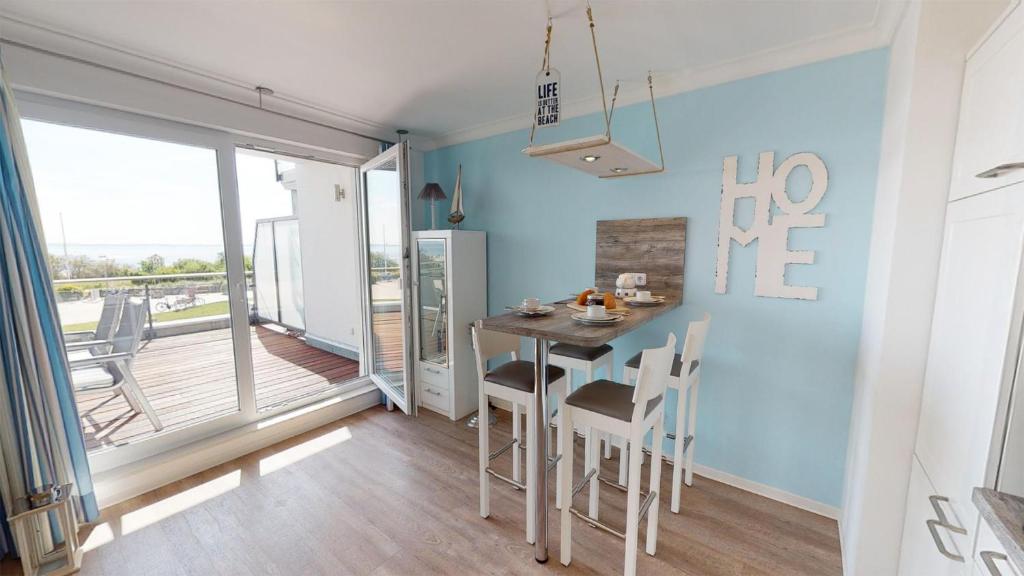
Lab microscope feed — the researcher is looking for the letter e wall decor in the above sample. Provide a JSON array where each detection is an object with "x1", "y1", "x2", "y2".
[{"x1": 715, "y1": 151, "x2": 828, "y2": 300}]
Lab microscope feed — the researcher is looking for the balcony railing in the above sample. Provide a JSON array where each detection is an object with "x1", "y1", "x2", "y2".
[{"x1": 53, "y1": 271, "x2": 254, "y2": 340}]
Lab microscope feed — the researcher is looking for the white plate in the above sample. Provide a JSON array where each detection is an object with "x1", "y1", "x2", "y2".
[
  {"x1": 571, "y1": 312, "x2": 623, "y2": 325},
  {"x1": 513, "y1": 305, "x2": 555, "y2": 317},
  {"x1": 623, "y1": 296, "x2": 666, "y2": 307}
]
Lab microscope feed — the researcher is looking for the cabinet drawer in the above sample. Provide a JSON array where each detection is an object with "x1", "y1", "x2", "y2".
[
  {"x1": 974, "y1": 517, "x2": 1021, "y2": 576},
  {"x1": 418, "y1": 363, "x2": 449, "y2": 390},
  {"x1": 420, "y1": 381, "x2": 450, "y2": 413}
]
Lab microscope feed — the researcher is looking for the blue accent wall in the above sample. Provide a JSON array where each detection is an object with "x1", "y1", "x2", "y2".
[{"x1": 424, "y1": 48, "x2": 889, "y2": 508}]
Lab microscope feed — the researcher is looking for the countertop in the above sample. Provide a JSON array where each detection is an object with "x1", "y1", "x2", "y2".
[{"x1": 974, "y1": 487, "x2": 1024, "y2": 569}]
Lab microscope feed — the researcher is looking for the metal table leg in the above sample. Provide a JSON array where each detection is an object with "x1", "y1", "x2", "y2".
[{"x1": 533, "y1": 337, "x2": 549, "y2": 563}]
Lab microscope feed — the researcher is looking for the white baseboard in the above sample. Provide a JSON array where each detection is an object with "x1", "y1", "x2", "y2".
[
  {"x1": 693, "y1": 463, "x2": 841, "y2": 520},
  {"x1": 93, "y1": 384, "x2": 380, "y2": 508}
]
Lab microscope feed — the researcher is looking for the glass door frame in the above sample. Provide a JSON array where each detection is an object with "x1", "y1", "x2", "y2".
[
  {"x1": 16, "y1": 92, "x2": 377, "y2": 472},
  {"x1": 357, "y1": 142, "x2": 416, "y2": 414}
]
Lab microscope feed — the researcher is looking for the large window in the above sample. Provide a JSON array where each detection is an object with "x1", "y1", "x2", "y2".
[
  {"x1": 23, "y1": 119, "x2": 242, "y2": 453},
  {"x1": 19, "y1": 97, "x2": 370, "y2": 469}
]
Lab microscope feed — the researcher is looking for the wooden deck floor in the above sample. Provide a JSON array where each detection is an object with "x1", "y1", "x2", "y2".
[
  {"x1": 8, "y1": 407, "x2": 843, "y2": 576},
  {"x1": 75, "y1": 326, "x2": 361, "y2": 452}
]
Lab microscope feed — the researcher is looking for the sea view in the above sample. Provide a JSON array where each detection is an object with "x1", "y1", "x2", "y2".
[{"x1": 47, "y1": 243, "x2": 401, "y2": 267}]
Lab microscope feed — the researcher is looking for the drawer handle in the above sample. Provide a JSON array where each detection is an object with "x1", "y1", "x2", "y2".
[
  {"x1": 926, "y1": 520, "x2": 965, "y2": 563},
  {"x1": 981, "y1": 551, "x2": 1010, "y2": 576},
  {"x1": 424, "y1": 367, "x2": 441, "y2": 374},
  {"x1": 424, "y1": 387, "x2": 442, "y2": 396},
  {"x1": 977, "y1": 162, "x2": 1024, "y2": 179},
  {"x1": 928, "y1": 495, "x2": 967, "y2": 534}
]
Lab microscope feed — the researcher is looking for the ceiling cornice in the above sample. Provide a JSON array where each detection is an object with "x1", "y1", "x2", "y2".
[{"x1": 424, "y1": 0, "x2": 906, "y2": 151}]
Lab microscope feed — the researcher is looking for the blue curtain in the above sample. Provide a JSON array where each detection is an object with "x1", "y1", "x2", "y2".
[{"x1": 0, "y1": 60, "x2": 98, "y2": 558}]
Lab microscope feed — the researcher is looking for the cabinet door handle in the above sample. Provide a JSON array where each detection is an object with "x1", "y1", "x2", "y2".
[
  {"x1": 926, "y1": 520, "x2": 965, "y2": 563},
  {"x1": 928, "y1": 495, "x2": 967, "y2": 534},
  {"x1": 977, "y1": 162, "x2": 1024, "y2": 179},
  {"x1": 981, "y1": 551, "x2": 1010, "y2": 576}
]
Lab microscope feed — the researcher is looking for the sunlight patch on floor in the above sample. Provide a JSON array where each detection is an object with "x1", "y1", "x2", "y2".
[
  {"x1": 81, "y1": 522, "x2": 114, "y2": 552},
  {"x1": 120, "y1": 470, "x2": 241, "y2": 535},
  {"x1": 258, "y1": 427, "x2": 352, "y2": 476}
]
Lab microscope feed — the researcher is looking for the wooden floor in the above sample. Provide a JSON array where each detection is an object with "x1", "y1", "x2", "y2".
[
  {"x1": 35, "y1": 407, "x2": 841, "y2": 576},
  {"x1": 76, "y1": 326, "x2": 361, "y2": 451}
]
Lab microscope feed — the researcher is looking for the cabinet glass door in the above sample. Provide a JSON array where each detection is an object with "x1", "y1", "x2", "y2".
[{"x1": 417, "y1": 239, "x2": 447, "y2": 366}]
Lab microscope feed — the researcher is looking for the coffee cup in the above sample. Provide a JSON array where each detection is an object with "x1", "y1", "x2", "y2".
[
  {"x1": 636, "y1": 291, "x2": 653, "y2": 302},
  {"x1": 522, "y1": 298, "x2": 540, "y2": 310},
  {"x1": 587, "y1": 305, "x2": 607, "y2": 319}
]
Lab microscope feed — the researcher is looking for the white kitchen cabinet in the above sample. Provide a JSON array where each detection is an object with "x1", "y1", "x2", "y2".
[
  {"x1": 412, "y1": 229, "x2": 487, "y2": 420},
  {"x1": 900, "y1": 456, "x2": 971, "y2": 576},
  {"x1": 950, "y1": 4, "x2": 1024, "y2": 201},
  {"x1": 900, "y1": 181, "x2": 1024, "y2": 575},
  {"x1": 972, "y1": 515, "x2": 1021, "y2": 576}
]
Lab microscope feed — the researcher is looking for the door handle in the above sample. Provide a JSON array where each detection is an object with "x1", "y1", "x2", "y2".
[
  {"x1": 926, "y1": 519, "x2": 965, "y2": 562},
  {"x1": 928, "y1": 495, "x2": 967, "y2": 534},
  {"x1": 981, "y1": 551, "x2": 1011, "y2": 575},
  {"x1": 977, "y1": 162, "x2": 1024, "y2": 179}
]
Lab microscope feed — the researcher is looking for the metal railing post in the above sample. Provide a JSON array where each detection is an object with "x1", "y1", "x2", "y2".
[{"x1": 144, "y1": 283, "x2": 154, "y2": 340}]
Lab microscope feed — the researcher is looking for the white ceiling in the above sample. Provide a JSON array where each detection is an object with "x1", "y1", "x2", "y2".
[{"x1": 0, "y1": 0, "x2": 907, "y2": 147}]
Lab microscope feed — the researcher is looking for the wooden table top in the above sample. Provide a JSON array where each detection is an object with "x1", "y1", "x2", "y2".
[{"x1": 477, "y1": 298, "x2": 680, "y2": 347}]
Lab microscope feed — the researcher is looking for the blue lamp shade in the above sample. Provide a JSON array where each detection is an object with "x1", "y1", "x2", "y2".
[{"x1": 418, "y1": 182, "x2": 447, "y2": 201}]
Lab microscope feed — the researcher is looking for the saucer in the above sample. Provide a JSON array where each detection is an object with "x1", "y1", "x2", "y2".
[
  {"x1": 513, "y1": 305, "x2": 555, "y2": 317},
  {"x1": 571, "y1": 312, "x2": 623, "y2": 325},
  {"x1": 624, "y1": 295, "x2": 666, "y2": 307}
]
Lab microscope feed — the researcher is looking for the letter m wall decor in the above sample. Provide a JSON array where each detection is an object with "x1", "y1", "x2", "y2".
[{"x1": 715, "y1": 151, "x2": 829, "y2": 301}]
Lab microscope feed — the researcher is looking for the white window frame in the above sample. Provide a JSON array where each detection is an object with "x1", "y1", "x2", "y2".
[{"x1": 18, "y1": 92, "x2": 375, "y2": 473}]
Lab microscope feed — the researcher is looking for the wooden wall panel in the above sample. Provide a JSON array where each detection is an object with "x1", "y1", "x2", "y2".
[{"x1": 595, "y1": 217, "x2": 686, "y2": 299}]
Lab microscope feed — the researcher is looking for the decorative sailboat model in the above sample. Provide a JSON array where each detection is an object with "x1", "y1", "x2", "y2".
[
  {"x1": 522, "y1": 4, "x2": 665, "y2": 179},
  {"x1": 447, "y1": 164, "x2": 465, "y2": 228}
]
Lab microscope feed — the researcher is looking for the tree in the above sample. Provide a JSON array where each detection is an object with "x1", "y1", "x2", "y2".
[{"x1": 139, "y1": 254, "x2": 165, "y2": 274}]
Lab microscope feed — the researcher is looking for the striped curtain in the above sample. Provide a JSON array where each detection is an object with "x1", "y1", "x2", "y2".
[{"x1": 0, "y1": 59, "x2": 98, "y2": 557}]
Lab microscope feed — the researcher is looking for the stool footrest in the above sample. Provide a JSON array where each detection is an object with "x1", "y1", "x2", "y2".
[
  {"x1": 638, "y1": 490, "x2": 657, "y2": 522},
  {"x1": 489, "y1": 439, "x2": 518, "y2": 461},
  {"x1": 547, "y1": 454, "x2": 562, "y2": 472},
  {"x1": 485, "y1": 467, "x2": 526, "y2": 491},
  {"x1": 568, "y1": 506, "x2": 626, "y2": 540},
  {"x1": 572, "y1": 467, "x2": 598, "y2": 498}
]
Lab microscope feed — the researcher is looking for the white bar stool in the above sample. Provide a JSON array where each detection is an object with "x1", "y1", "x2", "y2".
[
  {"x1": 548, "y1": 342, "x2": 615, "y2": 461},
  {"x1": 559, "y1": 333, "x2": 676, "y2": 576},
  {"x1": 472, "y1": 326, "x2": 568, "y2": 544},
  {"x1": 620, "y1": 313, "x2": 710, "y2": 513}
]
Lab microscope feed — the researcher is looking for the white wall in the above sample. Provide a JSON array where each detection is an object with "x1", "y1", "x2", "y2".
[
  {"x1": 291, "y1": 163, "x2": 363, "y2": 355},
  {"x1": 841, "y1": 2, "x2": 1008, "y2": 574}
]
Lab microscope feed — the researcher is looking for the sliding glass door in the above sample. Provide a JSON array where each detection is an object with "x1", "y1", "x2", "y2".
[{"x1": 359, "y1": 143, "x2": 415, "y2": 414}]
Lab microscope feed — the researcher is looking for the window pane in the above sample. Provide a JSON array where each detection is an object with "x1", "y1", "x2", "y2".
[{"x1": 22, "y1": 119, "x2": 240, "y2": 452}]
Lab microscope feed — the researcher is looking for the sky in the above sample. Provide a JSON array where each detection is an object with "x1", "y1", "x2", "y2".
[{"x1": 22, "y1": 118, "x2": 402, "y2": 265}]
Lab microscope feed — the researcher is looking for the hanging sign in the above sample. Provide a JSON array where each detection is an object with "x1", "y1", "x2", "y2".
[{"x1": 535, "y1": 68, "x2": 561, "y2": 128}]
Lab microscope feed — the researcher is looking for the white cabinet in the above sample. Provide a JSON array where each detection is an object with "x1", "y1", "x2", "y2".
[
  {"x1": 900, "y1": 182, "x2": 1024, "y2": 575},
  {"x1": 412, "y1": 230, "x2": 486, "y2": 420},
  {"x1": 972, "y1": 516, "x2": 1021, "y2": 576},
  {"x1": 900, "y1": 456, "x2": 970, "y2": 576},
  {"x1": 950, "y1": 5, "x2": 1024, "y2": 201}
]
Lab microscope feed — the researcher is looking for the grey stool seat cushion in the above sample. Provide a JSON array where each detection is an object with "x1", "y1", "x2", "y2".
[
  {"x1": 624, "y1": 351, "x2": 699, "y2": 378},
  {"x1": 549, "y1": 342, "x2": 614, "y2": 362},
  {"x1": 484, "y1": 360, "x2": 566, "y2": 393},
  {"x1": 564, "y1": 379, "x2": 662, "y2": 422}
]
